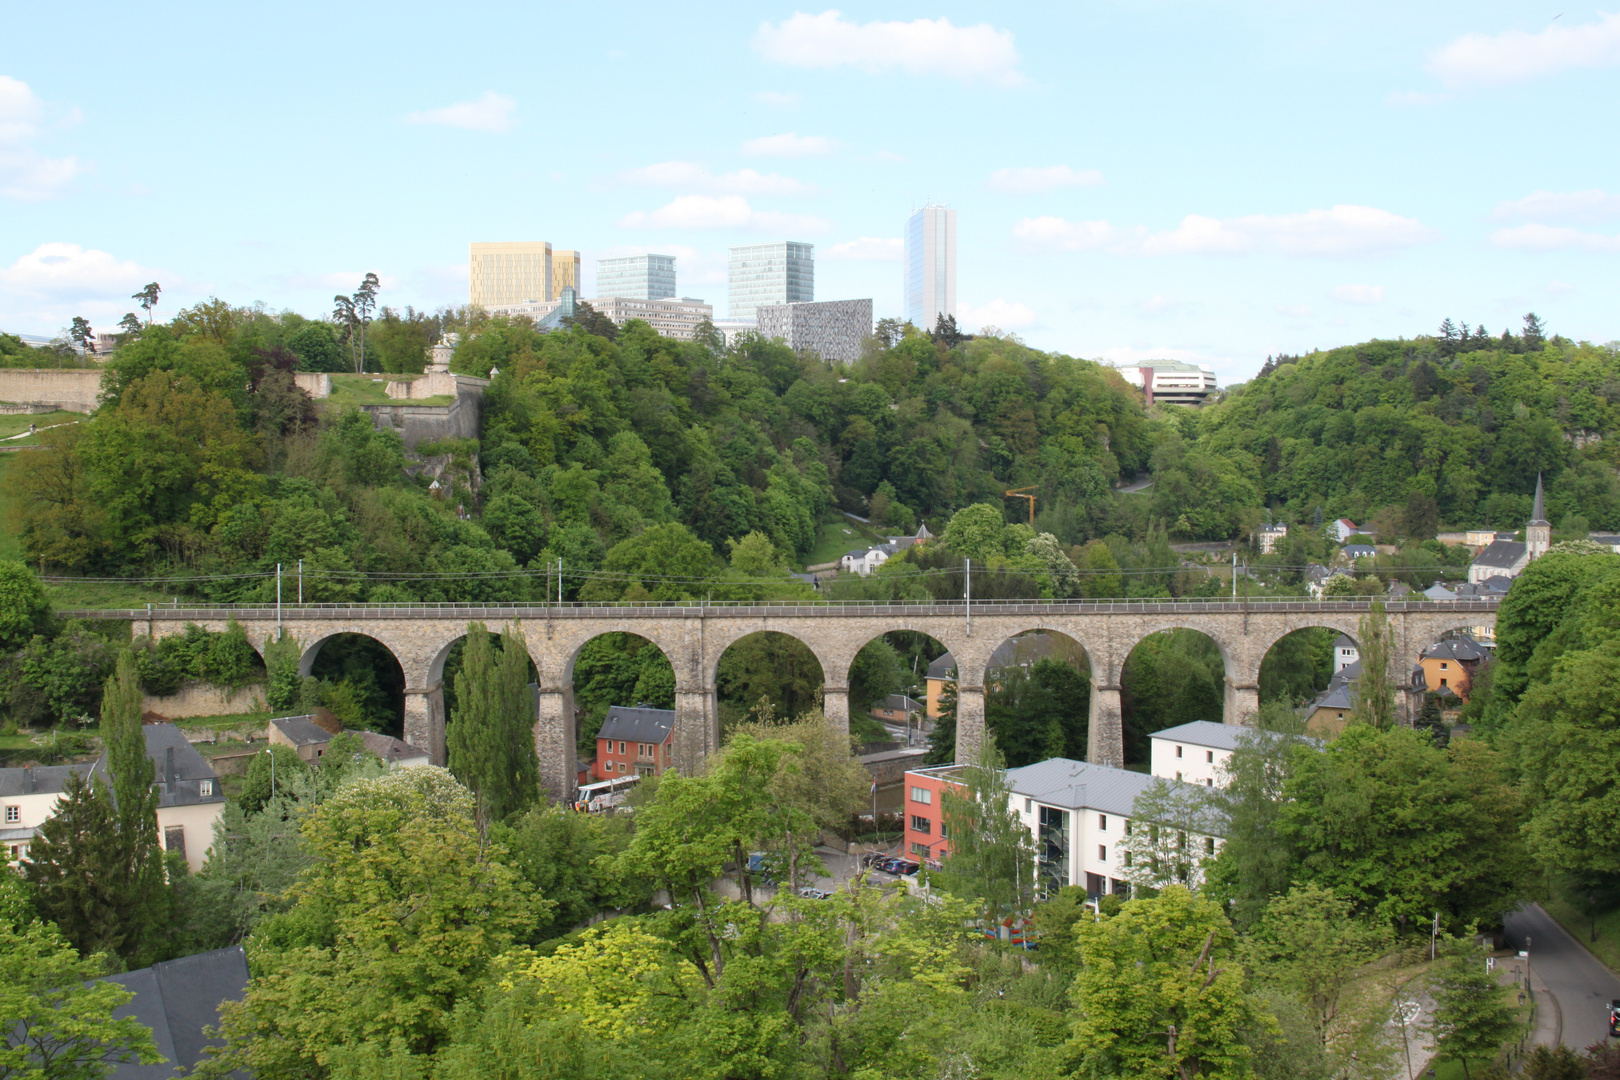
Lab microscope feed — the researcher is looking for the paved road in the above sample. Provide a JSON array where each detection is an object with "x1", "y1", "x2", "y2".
[{"x1": 1505, "y1": 903, "x2": 1620, "y2": 1050}]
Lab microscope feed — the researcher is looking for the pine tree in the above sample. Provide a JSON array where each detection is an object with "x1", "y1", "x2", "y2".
[
  {"x1": 1427, "y1": 941, "x2": 1519, "y2": 1079},
  {"x1": 24, "y1": 772, "x2": 133, "y2": 957},
  {"x1": 1521, "y1": 312, "x2": 1546, "y2": 351},
  {"x1": 447, "y1": 622, "x2": 538, "y2": 823},
  {"x1": 924, "y1": 676, "x2": 957, "y2": 765}
]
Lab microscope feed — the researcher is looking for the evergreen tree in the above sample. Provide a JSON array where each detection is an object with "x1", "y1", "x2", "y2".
[
  {"x1": 1351, "y1": 601, "x2": 1398, "y2": 730},
  {"x1": 1521, "y1": 312, "x2": 1546, "y2": 351},
  {"x1": 924, "y1": 675, "x2": 957, "y2": 765},
  {"x1": 1426, "y1": 940, "x2": 1519, "y2": 1079},
  {"x1": 101, "y1": 649, "x2": 166, "y2": 952},
  {"x1": 447, "y1": 622, "x2": 538, "y2": 823},
  {"x1": 24, "y1": 773, "x2": 132, "y2": 958}
]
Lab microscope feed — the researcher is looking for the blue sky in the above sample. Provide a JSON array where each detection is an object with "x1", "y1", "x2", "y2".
[{"x1": 2, "y1": 1, "x2": 1617, "y2": 382}]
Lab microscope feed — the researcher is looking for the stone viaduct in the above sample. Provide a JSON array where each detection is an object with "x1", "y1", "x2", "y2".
[{"x1": 70, "y1": 598, "x2": 1498, "y2": 801}]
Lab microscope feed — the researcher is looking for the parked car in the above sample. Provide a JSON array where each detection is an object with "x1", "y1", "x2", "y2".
[
  {"x1": 746, "y1": 852, "x2": 777, "y2": 885},
  {"x1": 879, "y1": 858, "x2": 904, "y2": 874},
  {"x1": 894, "y1": 860, "x2": 920, "y2": 876},
  {"x1": 1609, "y1": 999, "x2": 1619, "y2": 1038},
  {"x1": 861, "y1": 852, "x2": 891, "y2": 869},
  {"x1": 797, "y1": 886, "x2": 833, "y2": 900}
]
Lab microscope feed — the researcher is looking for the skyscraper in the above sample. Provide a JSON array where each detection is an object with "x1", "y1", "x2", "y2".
[
  {"x1": 728, "y1": 242, "x2": 814, "y2": 318},
  {"x1": 904, "y1": 206, "x2": 956, "y2": 330},
  {"x1": 596, "y1": 254, "x2": 677, "y2": 300},
  {"x1": 470, "y1": 242, "x2": 553, "y2": 307},
  {"x1": 551, "y1": 250, "x2": 582, "y2": 300}
]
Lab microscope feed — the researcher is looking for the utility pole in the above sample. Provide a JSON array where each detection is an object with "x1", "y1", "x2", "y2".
[
  {"x1": 965, "y1": 557, "x2": 971, "y2": 637},
  {"x1": 297, "y1": 558, "x2": 303, "y2": 605},
  {"x1": 276, "y1": 563, "x2": 282, "y2": 633}
]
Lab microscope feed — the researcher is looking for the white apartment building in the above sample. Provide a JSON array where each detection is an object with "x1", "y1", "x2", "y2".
[
  {"x1": 1008, "y1": 758, "x2": 1222, "y2": 899},
  {"x1": 904, "y1": 205, "x2": 956, "y2": 331},
  {"x1": 0, "y1": 723, "x2": 225, "y2": 873},
  {"x1": 1116, "y1": 361, "x2": 1218, "y2": 407},
  {"x1": 1146, "y1": 721, "x2": 1246, "y2": 788},
  {"x1": 586, "y1": 296, "x2": 713, "y2": 341},
  {"x1": 1256, "y1": 523, "x2": 1287, "y2": 554}
]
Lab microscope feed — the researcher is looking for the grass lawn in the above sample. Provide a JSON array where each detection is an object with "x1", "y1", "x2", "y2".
[
  {"x1": 0, "y1": 454, "x2": 19, "y2": 560},
  {"x1": 0, "y1": 727, "x2": 98, "y2": 751},
  {"x1": 324, "y1": 374, "x2": 452, "y2": 408},
  {"x1": 1542, "y1": 886, "x2": 1620, "y2": 974},
  {"x1": 175, "y1": 711, "x2": 270, "y2": 732},
  {"x1": 0, "y1": 410, "x2": 83, "y2": 443},
  {"x1": 802, "y1": 513, "x2": 885, "y2": 569}
]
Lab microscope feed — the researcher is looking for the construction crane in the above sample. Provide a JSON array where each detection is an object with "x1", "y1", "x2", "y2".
[{"x1": 1004, "y1": 485, "x2": 1037, "y2": 526}]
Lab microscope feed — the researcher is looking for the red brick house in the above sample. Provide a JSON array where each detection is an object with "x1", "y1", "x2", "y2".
[
  {"x1": 594, "y1": 706, "x2": 675, "y2": 781},
  {"x1": 901, "y1": 764, "x2": 969, "y2": 866}
]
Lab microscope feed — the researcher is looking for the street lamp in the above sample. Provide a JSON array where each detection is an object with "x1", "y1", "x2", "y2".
[{"x1": 262, "y1": 746, "x2": 276, "y2": 800}]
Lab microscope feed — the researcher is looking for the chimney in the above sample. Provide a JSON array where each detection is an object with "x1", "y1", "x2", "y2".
[{"x1": 165, "y1": 746, "x2": 176, "y2": 786}]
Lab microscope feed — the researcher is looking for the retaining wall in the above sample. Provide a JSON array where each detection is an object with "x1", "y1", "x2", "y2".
[
  {"x1": 0, "y1": 369, "x2": 104, "y2": 412},
  {"x1": 142, "y1": 682, "x2": 266, "y2": 719}
]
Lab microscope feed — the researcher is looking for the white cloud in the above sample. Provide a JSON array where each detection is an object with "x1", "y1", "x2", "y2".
[
  {"x1": 753, "y1": 11, "x2": 1025, "y2": 87},
  {"x1": 614, "y1": 161, "x2": 814, "y2": 196},
  {"x1": 741, "y1": 132, "x2": 836, "y2": 157},
  {"x1": 1330, "y1": 284, "x2": 1384, "y2": 305},
  {"x1": 987, "y1": 165, "x2": 1104, "y2": 194},
  {"x1": 617, "y1": 194, "x2": 830, "y2": 234},
  {"x1": 404, "y1": 91, "x2": 516, "y2": 133},
  {"x1": 823, "y1": 237, "x2": 903, "y2": 261},
  {"x1": 1492, "y1": 189, "x2": 1620, "y2": 224},
  {"x1": 754, "y1": 91, "x2": 802, "y2": 108},
  {"x1": 1015, "y1": 205, "x2": 1438, "y2": 258},
  {"x1": 0, "y1": 77, "x2": 81, "y2": 200},
  {"x1": 1428, "y1": 11, "x2": 1620, "y2": 87},
  {"x1": 958, "y1": 298, "x2": 1037, "y2": 331},
  {"x1": 0, "y1": 242, "x2": 162, "y2": 297},
  {"x1": 1490, "y1": 223, "x2": 1620, "y2": 252}
]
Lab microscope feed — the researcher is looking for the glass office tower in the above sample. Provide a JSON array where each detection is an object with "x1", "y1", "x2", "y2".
[
  {"x1": 728, "y1": 242, "x2": 814, "y2": 318},
  {"x1": 904, "y1": 206, "x2": 956, "y2": 330},
  {"x1": 595, "y1": 254, "x2": 677, "y2": 300}
]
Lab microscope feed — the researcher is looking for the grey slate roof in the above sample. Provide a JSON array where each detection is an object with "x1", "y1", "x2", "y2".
[
  {"x1": 597, "y1": 706, "x2": 675, "y2": 744},
  {"x1": 104, "y1": 946, "x2": 249, "y2": 1080},
  {"x1": 1421, "y1": 637, "x2": 1490, "y2": 662},
  {"x1": 1471, "y1": 539, "x2": 1527, "y2": 569},
  {"x1": 355, "y1": 730, "x2": 429, "y2": 764},
  {"x1": 1332, "y1": 634, "x2": 1357, "y2": 651},
  {"x1": 90, "y1": 723, "x2": 224, "y2": 810},
  {"x1": 1007, "y1": 758, "x2": 1220, "y2": 830},
  {"x1": 0, "y1": 763, "x2": 92, "y2": 798},
  {"x1": 879, "y1": 694, "x2": 923, "y2": 712},
  {"x1": 1424, "y1": 583, "x2": 1458, "y2": 600},
  {"x1": 1149, "y1": 720, "x2": 1248, "y2": 752},
  {"x1": 1343, "y1": 545, "x2": 1377, "y2": 558},
  {"x1": 270, "y1": 715, "x2": 331, "y2": 746},
  {"x1": 1309, "y1": 682, "x2": 1357, "y2": 712}
]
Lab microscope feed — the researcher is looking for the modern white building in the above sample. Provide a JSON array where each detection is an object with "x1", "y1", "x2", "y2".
[
  {"x1": 1115, "y1": 361, "x2": 1218, "y2": 407},
  {"x1": 712, "y1": 318, "x2": 757, "y2": 347},
  {"x1": 728, "y1": 242, "x2": 814, "y2": 318},
  {"x1": 756, "y1": 298, "x2": 872, "y2": 362},
  {"x1": 596, "y1": 254, "x2": 677, "y2": 301},
  {"x1": 1147, "y1": 721, "x2": 1246, "y2": 789},
  {"x1": 586, "y1": 296, "x2": 713, "y2": 341},
  {"x1": 904, "y1": 205, "x2": 956, "y2": 331},
  {"x1": 1332, "y1": 634, "x2": 1360, "y2": 672}
]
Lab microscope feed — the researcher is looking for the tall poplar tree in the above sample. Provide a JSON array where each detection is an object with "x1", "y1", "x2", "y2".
[
  {"x1": 447, "y1": 622, "x2": 538, "y2": 823},
  {"x1": 938, "y1": 735, "x2": 1035, "y2": 919},
  {"x1": 103, "y1": 649, "x2": 167, "y2": 954},
  {"x1": 1351, "y1": 600, "x2": 1398, "y2": 730}
]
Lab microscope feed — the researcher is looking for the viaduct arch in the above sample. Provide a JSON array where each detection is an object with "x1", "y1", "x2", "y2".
[{"x1": 85, "y1": 598, "x2": 1498, "y2": 801}]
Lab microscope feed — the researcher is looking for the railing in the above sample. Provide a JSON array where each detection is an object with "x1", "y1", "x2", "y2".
[{"x1": 62, "y1": 596, "x2": 1503, "y2": 620}]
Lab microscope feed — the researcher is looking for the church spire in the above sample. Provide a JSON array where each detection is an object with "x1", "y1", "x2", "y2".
[
  {"x1": 1529, "y1": 473, "x2": 1548, "y2": 525},
  {"x1": 1526, "y1": 473, "x2": 1551, "y2": 560}
]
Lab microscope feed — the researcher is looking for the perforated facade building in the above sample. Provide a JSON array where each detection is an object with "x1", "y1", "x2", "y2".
[{"x1": 755, "y1": 298, "x2": 871, "y2": 362}]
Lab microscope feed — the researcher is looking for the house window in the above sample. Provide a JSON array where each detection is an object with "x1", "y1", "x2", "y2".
[
  {"x1": 910, "y1": 841, "x2": 928, "y2": 856},
  {"x1": 618, "y1": 741, "x2": 626, "y2": 754},
  {"x1": 1098, "y1": 845, "x2": 1107, "y2": 862},
  {"x1": 939, "y1": 822, "x2": 949, "y2": 839},
  {"x1": 1024, "y1": 798, "x2": 1032, "y2": 813},
  {"x1": 1098, "y1": 814, "x2": 1107, "y2": 831},
  {"x1": 1175, "y1": 745, "x2": 1183, "y2": 758},
  {"x1": 1440, "y1": 662, "x2": 1449, "y2": 670},
  {"x1": 3, "y1": 806, "x2": 17, "y2": 823},
  {"x1": 617, "y1": 762, "x2": 626, "y2": 773},
  {"x1": 1205, "y1": 750, "x2": 1214, "y2": 763},
  {"x1": 910, "y1": 815, "x2": 931, "y2": 835},
  {"x1": 200, "y1": 780, "x2": 213, "y2": 797},
  {"x1": 164, "y1": 826, "x2": 185, "y2": 857},
  {"x1": 1440, "y1": 678, "x2": 1448, "y2": 687},
  {"x1": 1205, "y1": 837, "x2": 1216, "y2": 854},
  {"x1": 1206, "y1": 778, "x2": 1214, "y2": 787},
  {"x1": 910, "y1": 786, "x2": 932, "y2": 805}
]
